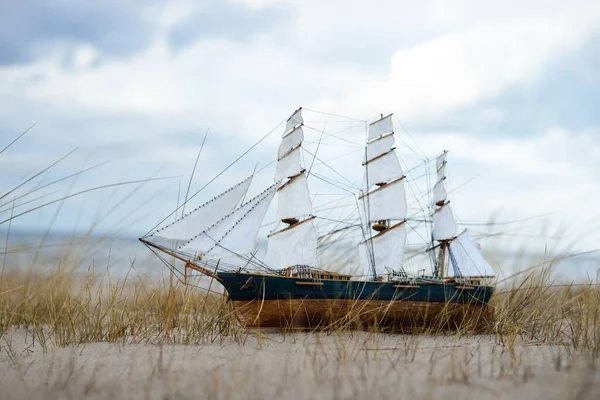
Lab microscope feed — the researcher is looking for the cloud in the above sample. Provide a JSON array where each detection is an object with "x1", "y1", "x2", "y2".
[
  {"x1": 314, "y1": 0, "x2": 600, "y2": 122},
  {"x1": 167, "y1": 1, "x2": 291, "y2": 51},
  {"x1": 0, "y1": 1, "x2": 166, "y2": 66},
  {"x1": 0, "y1": 0, "x2": 599, "y2": 254}
]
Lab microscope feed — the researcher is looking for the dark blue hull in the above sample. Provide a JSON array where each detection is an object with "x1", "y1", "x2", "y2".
[
  {"x1": 217, "y1": 272, "x2": 494, "y2": 329},
  {"x1": 218, "y1": 271, "x2": 494, "y2": 305}
]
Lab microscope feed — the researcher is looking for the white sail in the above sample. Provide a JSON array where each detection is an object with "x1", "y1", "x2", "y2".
[
  {"x1": 276, "y1": 173, "x2": 312, "y2": 222},
  {"x1": 275, "y1": 146, "x2": 303, "y2": 182},
  {"x1": 433, "y1": 204, "x2": 457, "y2": 241},
  {"x1": 436, "y1": 151, "x2": 447, "y2": 171},
  {"x1": 154, "y1": 176, "x2": 252, "y2": 241},
  {"x1": 363, "y1": 150, "x2": 403, "y2": 187},
  {"x1": 264, "y1": 217, "x2": 318, "y2": 268},
  {"x1": 360, "y1": 177, "x2": 406, "y2": 221},
  {"x1": 437, "y1": 163, "x2": 446, "y2": 183},
  {"x1": 448, "y1": 230, "x2": 495, "y2": 277},
  {"x1": 209, "y1": 188, "x2": 277, "y2": 257},
  {"x1": 179, "y1": 183, "x2": 277, "y2": 255},
  {"x1": 285, "y1": 108, "x2": 303, "y2": 131},
  {"x1": 368, "y1": 114, "x2": 393, "y2": 141},
  {"x1": 278, "y1": 126, "x2": 304, "y2": 159},
  {"x1": 359, "y1": 222, "x2": 407, "y2": 277},
  {"x1": 364, "y1": 133, "x2": 394, "y2": 163},
  {"x1": 432, "y1": 178, "x2": 447, "y2": 205}
]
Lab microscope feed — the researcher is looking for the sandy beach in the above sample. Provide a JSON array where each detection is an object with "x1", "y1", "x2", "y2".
[{"x1": 1, "y1": 329, "x2": 598, "y2": 400}]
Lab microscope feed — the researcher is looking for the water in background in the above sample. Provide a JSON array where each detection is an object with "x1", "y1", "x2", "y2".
[{"x1": 1, "y1": 230, "x2": 598, "y2": 290}]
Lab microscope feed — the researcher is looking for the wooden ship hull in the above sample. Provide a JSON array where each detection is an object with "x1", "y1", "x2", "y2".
[{"x1": 217, "y1": 271, "x2": 494, "y2": 330}]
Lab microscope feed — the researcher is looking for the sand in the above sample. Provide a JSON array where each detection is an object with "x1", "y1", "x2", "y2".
[{"x1": 1, "y1": 329, "x2": 598, "y2": 400}]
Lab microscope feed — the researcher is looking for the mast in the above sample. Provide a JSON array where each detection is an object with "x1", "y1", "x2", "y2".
[
  {"x1": 264, "y1": 108, "x2": 318, "y2": 269},
  {"x1": 358, "y1": 113, "x2": 408, "y2": 280},
  {"x1": 431, "y1": 151, "x2": 457, "y2": 278},
  {"x1": 431, "y1": 152, "x2": 495, "y2": 279}
]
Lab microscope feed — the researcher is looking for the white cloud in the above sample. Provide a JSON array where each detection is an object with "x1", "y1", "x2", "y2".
[
  {"x1": 315, "y1": 0, "x2": 600, "y2": 121},
  {"x1": 1, "y1": 0, "x2": 599, "y2": 252}
]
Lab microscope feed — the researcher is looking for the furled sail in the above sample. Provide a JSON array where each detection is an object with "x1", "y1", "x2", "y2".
[
  {"x1": 179, "y1": 182, "x2": 278, "y2": 256},
  {"x1": 153, "y1": 175, "x2": 253, "y2": 241},
  {"x1": 359, "y1": 113, "x2": 408, "y2": 278},
  {"x1": 264, "y1": 216, "x2": 318, "y2": 269},
  {"x1": 359, "y1": 222, "x2": 407, "y2": 277},
  {"x1": 265, "y1": 108, "x2": 318, "y2": 269},
  {"x1": 448, "y1": 230, "x2": 495, "y2": 277}
]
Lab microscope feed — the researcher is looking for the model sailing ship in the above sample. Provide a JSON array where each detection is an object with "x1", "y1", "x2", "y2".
[{"x1": 140, "y1": 108, "x2": 496, "y2": 329}]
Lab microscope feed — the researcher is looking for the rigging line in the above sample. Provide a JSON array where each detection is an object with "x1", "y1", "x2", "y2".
[
  {"x1": 395, "y1": 135, "x2": 424, "y2": 160},
  {"x1": 405, "y1": 220, "x2": 429, "y2": 249},
  {"x1": 0, "y1": 123, "x2": 36, "y2": 157},
  {"x1": 145, "y1": 244, "x2": 186, "y2": 280},
  {"x1": 315, "y1": 216, "x2": 358, "y2": 225},
  {"x1": 313, "y1": 201, "x2": 356, "y2": 213},
  {"x1": 302, "y1": 147, "x2": 359, "y2": 190},
  {"x1": 302, "y1": 123, "x2": 364, "y2": 148},
  {"x1": 312, "y1": 193, "x2": 355, "y2": 196},
  {"x1": 182, "y1": 128, "x2": 209, "y2": 217},
  {"x1": 255, "y1": 159, "x2": 276, "y2": 175},
  {"x1": 143, "y1": 116, "x2": 287, "y2": 237},
  {"x1": 362, "y1": 120, "x2": 377, "y2": 280},
  {"x1": 303, "y1": 124, "x2": 363, "y2": 147},
  {"x1": 317, "y1": 205, "x2": 359, "y2": 247},
  {"x1": 318, "y1": 228, "x2": 361, "y2": 254},
  {"x1": 260, "y1": 199, "x2": 356, "y2": 228},
  {"x1": 398, "y1": 155, "x2": 429, "y2": 220},
  {"x1": 313, "y1": 205, "x2": 357, "y2": 215},
  {"x1": 259, "y1": 142, "x2": 361, "y2": 181},
  {"x1": 318, "y1": 226, "x2": 361, "y2": 253},
  {"x1": 307, "y1": 142, "x2": 363, "y2": 149},
  {"x1": 310, "y1": 148, "x2": 364, "y2": 169},
  {"x1": 393, "y1": 115, "x2": 427, "y2": 159},
  {"x1": 303, "y1": 108, "x2": 366, "y2": 122},
  {"x1": 317, "y1": 224, "x2": 362, "y2": 241},
  {"x1": 304, "y1": 120, "x2": 363, "y2": 142},
  {"x1": 456, "y1": 213, "x2": 555, "y2": 226},
  {"x1": 307, "y1": 123, "x2": 325, "y2": 177},
  {"x1": 310, "y1": 173, "x2": 356, "y2": 195}
]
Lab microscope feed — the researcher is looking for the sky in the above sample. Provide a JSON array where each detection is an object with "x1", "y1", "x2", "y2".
[{"x1": 1, "y1": 0, "x2": 599, "y2": 260}]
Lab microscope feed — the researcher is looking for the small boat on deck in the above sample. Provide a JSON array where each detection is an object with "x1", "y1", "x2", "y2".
[{"x1": 140, "y1": 108, "x2": 496, "y2": 330}]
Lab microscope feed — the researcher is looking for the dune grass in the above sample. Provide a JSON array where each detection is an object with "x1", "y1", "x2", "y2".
[
  {"x1": 1, "y1": 261, "x2": 599, "y2": 400},
  {"x1": 0, "y1": 258, "x2": 599, "y2": 357}
]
